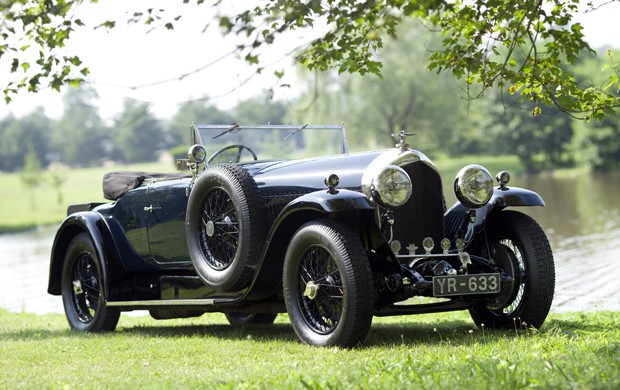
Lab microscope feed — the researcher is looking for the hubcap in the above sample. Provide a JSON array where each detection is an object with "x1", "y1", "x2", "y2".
[
  {"x1": 72, "y1": 280, "x2": 84, "y2": 294},
  {"x1": 205, "y1": 220, "x2": 215, "y2": 237},
  {"x1": 304, "y1": 281, "x2": 319, "y2": 300}
]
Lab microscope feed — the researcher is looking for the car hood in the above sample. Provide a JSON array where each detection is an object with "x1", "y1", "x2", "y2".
[{"x1": 242, "y1": 150, "x2": 386, "y2": 194}]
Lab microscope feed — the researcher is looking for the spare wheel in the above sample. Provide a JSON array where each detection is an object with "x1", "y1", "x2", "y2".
[{"x1": 186, "y1": 163, "x2": 265, "y2": 291}]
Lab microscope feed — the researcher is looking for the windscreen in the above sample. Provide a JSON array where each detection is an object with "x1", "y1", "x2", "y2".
[{"x1": 194, "y1": 124, "x2": 348, "y2": 163}]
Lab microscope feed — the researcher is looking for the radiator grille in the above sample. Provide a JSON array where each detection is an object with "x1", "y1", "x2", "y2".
[{"x1": 391, "y1": 161, "x2": 445, "y2": 254}]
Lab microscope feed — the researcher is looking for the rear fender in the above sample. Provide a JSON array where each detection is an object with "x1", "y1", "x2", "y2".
[
  {"x1": 445, "y1": 186, "x2": 545, "y2": 245},
  {"x1": 47, "y1": 212, "x2": 120, "y2": 296},
  {"x1": 246, "y1": 189, "x2": 383, "y2": 297}
]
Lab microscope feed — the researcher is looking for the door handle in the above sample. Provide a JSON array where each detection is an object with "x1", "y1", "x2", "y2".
[{"x1": 144, "y1": 205, "x2": 162, "y2": 213}]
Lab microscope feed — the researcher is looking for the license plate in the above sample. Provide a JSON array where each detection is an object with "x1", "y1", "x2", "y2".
[{"x1": 433, "y1": 273, "x2": 501, "y2": 297}]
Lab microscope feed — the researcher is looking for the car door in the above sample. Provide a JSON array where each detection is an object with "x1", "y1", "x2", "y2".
[{"x1": 145, "y1": 179, "x2": 193, "y2": 268}]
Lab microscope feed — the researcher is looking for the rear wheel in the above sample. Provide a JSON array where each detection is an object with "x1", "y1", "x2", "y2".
[
  {"x1": 61, "y1": 233, "x2": 120, "y2": 332},
  {"x1": 283, "y1": 220, "x2": 374, "y2": 347},
  {"x1": 469, "y1": 210, "x2": 555, "y2": 329}
]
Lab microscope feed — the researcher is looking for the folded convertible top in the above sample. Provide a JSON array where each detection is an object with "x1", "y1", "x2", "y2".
[{"x1": 102, "y1": 171, "x2": 190, "y2": 200}]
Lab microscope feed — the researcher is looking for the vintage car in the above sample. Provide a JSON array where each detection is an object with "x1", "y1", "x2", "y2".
[{"x1": 48, "y1": 124, "x2": 555, "y2": 347}]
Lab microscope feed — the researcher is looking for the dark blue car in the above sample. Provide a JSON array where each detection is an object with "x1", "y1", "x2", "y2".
[{"x1": 48, "y1": 124, "x2": 554, "y2": 347}]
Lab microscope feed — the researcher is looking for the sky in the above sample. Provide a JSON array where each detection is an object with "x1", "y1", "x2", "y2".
[{"x1": 2, "y1": 0, "x2": 620, "y2": 122}]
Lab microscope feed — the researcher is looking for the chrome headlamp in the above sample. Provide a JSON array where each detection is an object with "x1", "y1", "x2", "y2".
[
  {"x1": 454, "y1": 164, "x2": 493, "y2": 208},
  {"x1": 366, "y1": 165, "x2": 412, "y2": 208},
  {"x1": 188, "y1": 144, "x2": 207, "y2": 164}
]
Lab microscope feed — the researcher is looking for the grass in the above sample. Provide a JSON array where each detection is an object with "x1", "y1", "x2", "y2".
[{"x1": 0, "y1": 309, "x2": 617, "y2": 388}]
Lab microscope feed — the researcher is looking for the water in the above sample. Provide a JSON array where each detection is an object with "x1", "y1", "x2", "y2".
[
  {"x1": 1, "y1": 172, "x2": 619, "y2": 315},
  {"x1": 0, "y1": 225, "x2": 63, "y2": 314}
]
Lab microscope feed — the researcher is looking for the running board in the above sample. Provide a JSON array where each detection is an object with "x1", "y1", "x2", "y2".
[{"x1": 106, "y1": 298, "x2": 217, "y2": 307}]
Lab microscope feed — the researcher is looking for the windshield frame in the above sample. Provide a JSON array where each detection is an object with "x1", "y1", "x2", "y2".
[{"x1": 190, "y1": 124, "x2": 350, "y2": 161}]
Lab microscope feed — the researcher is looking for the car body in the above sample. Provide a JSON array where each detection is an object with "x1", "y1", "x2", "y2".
[{"x1": 48, "y1": 124, "x2": 555, "y2": 346}]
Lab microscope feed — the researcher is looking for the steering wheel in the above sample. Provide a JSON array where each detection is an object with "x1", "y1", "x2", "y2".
[{"x1": 206, "y1": 144, "x2": 258, "y2": 167}]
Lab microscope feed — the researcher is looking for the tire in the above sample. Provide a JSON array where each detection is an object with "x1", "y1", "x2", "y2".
[
  {"x1": 469, "y1": 210, "x2": 555, "y2": 329},
  {"x1": 225, "y1": 313, "x2": 277, "y2": 325},
  {"x1": 61, "y1": 233, "x2": 120, "y2": 332},
  {"x1": 283, "y1": 219, "x2": 374, "y2": 347},
  {"x1": 186, "y1": 164, "x2": 265, "y2": 291}
]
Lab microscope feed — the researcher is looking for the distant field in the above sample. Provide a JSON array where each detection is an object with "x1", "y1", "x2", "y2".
[{"x1": 0, "y1": 155, "x2": 523, "y2": 232}]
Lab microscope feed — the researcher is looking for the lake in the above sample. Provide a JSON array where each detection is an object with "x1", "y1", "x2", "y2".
[{"x1": 1, "y1": 171, "x2": 618, "y2": 315}]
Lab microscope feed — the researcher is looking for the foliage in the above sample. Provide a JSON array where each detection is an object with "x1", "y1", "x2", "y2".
[
  {"x1": 2, "y1": 1, "x2": 620, "y2": 120},
  {"x1": 19, "y1": 144, "x2": 42, "y2": 209},
  {"x1": 0, "y1": 309, "x2": 618, "y2": 388},
  {"x1": 0, "y1": 108, "x2": 49, "y2": 171},
  {"x1": 582, "y1": 116, "x2": 620, "y2": 171},
  {"x1": 214, "y1": 0, "x2": 620, "y2": 120},
  {"x1": 291, "y1": 20, "x2": 469, "y2": 153},
  {"x1": 465, "y1": 89, "x2": 575, "y2": 172},
  {"x1": 167, "y1": 100, "x2": 235, "y2": 147},
  {"x1": 47, "y1": 168, "x2": 68, "y2": 205},
  {"x1": 1, "y1": 0, "x2": 88, "y2": 102},
  {"x1": 112, "y1": 99, "x2": 165, "y2": 163},
  {"x1": 50, "y1": 86, "x2": 109, "y2": 166}
]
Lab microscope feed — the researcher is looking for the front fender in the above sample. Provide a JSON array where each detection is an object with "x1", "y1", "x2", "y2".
[
  {"x1": 489, "y1": 186, "x2": 545, "y2": 208},
  {"x1": 48, "y1": 212, "x2": 112, "y2": 296},
  {"x1": 245, "y1": 189, "x2": 379, "y2": 298},
  {"x1": 445, "y1": 186, "x2": 545, "y2": 244}
]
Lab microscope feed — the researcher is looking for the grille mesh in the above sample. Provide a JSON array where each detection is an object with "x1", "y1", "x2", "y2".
[{"x1": 391, "y1": 161, "x2": 445, "y2": 254}]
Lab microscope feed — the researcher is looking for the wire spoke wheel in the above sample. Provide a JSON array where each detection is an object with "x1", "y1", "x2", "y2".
[
  {"x1": 494, "y1": 239, "x2": 526, "y2": 316},
  {"x1": 298, "y1": 246, "x2": 344, "y2": 334},
  {"x1": 469, "y1": 210, "x2": 554, "y2": 329},
  {"x1": 199, "y1": 187, "x2": 239, "y2": 270},
  {"x1": 186, "y1": 164, "x2": 265, "y2": 291},
  {"x1": 61, "y1": 233, "x2": 120, "y2": 332},
  {"x1": 283, "y1": 220, "x2": 374, "y2": 347},
  {"x1": 70, "y1": 252, "x2": 100, "y2": 323}
]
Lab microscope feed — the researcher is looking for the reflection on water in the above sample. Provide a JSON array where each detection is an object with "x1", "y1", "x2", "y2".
[
  {"x1": 1, "y1": 172, "x2": 618, "y2": 315},
  {"x1": 0, "y1": 225, "x2": 63, "y2": 314},
  {"x1": 526, "y1": 172, "x2": 620, "y2": 312}
]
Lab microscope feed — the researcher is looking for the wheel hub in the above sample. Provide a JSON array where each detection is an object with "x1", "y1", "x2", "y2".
[
  {"x1": 303, "y1": 281, "x2": 319, "y2": 300},
  {"x1": 205, "y1": 220, "x2": 215, "y2": 237},
  {"x1": 72, "y1": 280, "x2": 84, "y2": 295}
]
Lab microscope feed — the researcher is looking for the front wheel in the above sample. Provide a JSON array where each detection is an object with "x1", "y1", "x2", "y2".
[
  {"x1": 283, "y1": 220, "x2": 374, "y2": 347},
  {"x1": 61, "y1": 233, "x2": 120, "y2": 332},
  {"x1": 469, "y1": 210, "x2": 555, "y2": 329}
]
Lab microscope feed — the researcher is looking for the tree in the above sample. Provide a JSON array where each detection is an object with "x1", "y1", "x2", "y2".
[
  {"x1": 51, "y1": 86, "x2": 109, "y2": 166},
  {"x1": 0, "y1": 108, "x2": 50, "y2": 172},
  {"x1": 581, "y1": 116, "x2": 620, "y2": 171},
  {"x1": 113, "y1": 99, "x2": 165, "y2": 163},
  {"x1": 2, "y1": 1, "x2": 620, "y2": 120},
  {"x1": 232, "y1": 97, "x2": 288, "y2": 125},
  {"x1": 569, "y1": 49, "x2": 620, "y2": 171},
  {"x1": 289, "y1": 21, "x2": 470, "y2": 153},
  {"x1": 20, "y1": 144, "x2": 42, "y2": 209},
  {"x1": 167, "y1": 100, "x2": 235, "y2": 147}
]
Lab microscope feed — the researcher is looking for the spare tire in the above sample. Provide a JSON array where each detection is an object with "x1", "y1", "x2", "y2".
[{"x1": 186, "y1": 164, "x2": 265, "y2": 291}]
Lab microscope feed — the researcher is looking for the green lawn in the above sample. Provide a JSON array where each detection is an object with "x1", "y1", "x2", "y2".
[{"x1": 0, "y1": 309, "x2": 617, "y2": 388}]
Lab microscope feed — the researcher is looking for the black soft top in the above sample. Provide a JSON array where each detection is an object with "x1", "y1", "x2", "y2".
[{"x1": 102, "y1": 171, "x2": 190, "y2": 200}]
